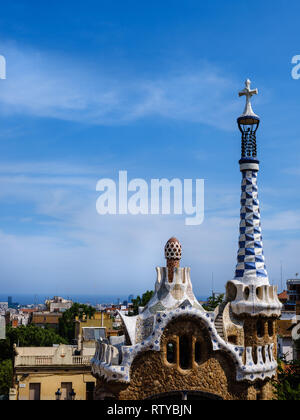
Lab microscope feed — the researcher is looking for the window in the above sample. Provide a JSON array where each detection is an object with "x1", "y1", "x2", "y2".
[
  {"x1": 179, "y1": 336, "x2": 190, "y2": 370},
  {"x1": 268, "y1": 320, "x2": 274, "y2": 337},
  {"x1": 226, "y1": 282, "x2": 237, "y2": 302},
  {"x1": 256, "y1": 390, "x2": 262, "y2": 400},
  {"x1": 228, "y1": 335, "x2": 237, "y2": 345},
  {"x1": 256, "y1": 287, "x2": 263, "y2": 300},
  {"x1": 244, "y1": 287, "x2": 250, "y2": 300},
  {"x1": 61, "y1": 382, "x2": 72, "y2": 400},
  {"x1": 257, "y1": 319, "x2": 264, "y2": 338},
  {"x1": 195, "y1": 341, "x2": 201, "y2": 364},
  {"x1": 29, "y1": 383, "x2": 41, "y2": 401},
  {"x1": 252, "y1": 346, "x2": 258, "y2": 364},
  {"x1": 86, "y1": 382, "x2": 95, "y2": 401},
  {"x1": 164, "y1": 320, "x2": 208, "y2": 371},
  {"x1": 262, "y1": 346, "x2": 266, "y2": 363},
  {"x1": 166, "y1": 341, "x2": 176, "y2": 364}
]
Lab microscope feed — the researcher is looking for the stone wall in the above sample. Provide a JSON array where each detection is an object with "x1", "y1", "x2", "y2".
[
  {"x1": 243, "y1": 317, "x2": 278, "y2": 363},
  {"x1": 94, "y1": 316, "x2": 275, "y2": 400},
  {"x1": 222, "y1": 303, "x2": 244, "y2": 345}
]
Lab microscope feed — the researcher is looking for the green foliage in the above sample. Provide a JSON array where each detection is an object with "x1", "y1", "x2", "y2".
[
  {"x1": 0, "y1": 359, "x2": 13, "y2": 396},
  {"x1": 0, "y1": 325, "x2": 67, "y2": 362},
  {"x1": 58, "y1": 303, "x2": 96, "y2": 343},
  {"x1": 128, "y1": 291, "x2": 154, "y2": 316},
  {"x1": 0, "y1": 325, "x2": 67, "y2": 398},
  {"x1": 202, "y1": 293, "x2": 224, "y2": 311},
  {"x1": 273, "y1": 358, "x2": 300, "y2": 400}
]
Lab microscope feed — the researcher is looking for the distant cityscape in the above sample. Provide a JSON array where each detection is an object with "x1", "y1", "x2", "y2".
[
  {"x1": 0, "y1": 293, "x2": 136, "y2": 330},
  {"x1": 0, "y1": 293, "x2": 209, "y2": 308},
  {"x1": 0, "y1": 274, "x2": 299, "y2": 399},
  {"x1": 0, "y1": 292, "x2": 209, "y2": 333},
  {"x1": 0, "y1": 294, "x2": 133, "y2": 308}
]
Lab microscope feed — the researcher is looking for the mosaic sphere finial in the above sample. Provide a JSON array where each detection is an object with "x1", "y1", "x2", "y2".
[
  {"x1": 164, "y1": 237, "x2": 182, "y2": 261},
  {"x1": 164, "y1": 238, "x2": 181, "y2": 282}
]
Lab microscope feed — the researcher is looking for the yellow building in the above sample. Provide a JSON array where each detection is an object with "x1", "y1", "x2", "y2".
[
  {"x1": 31, "y1": 312, "x2": 62, "y2": 329},
  {"x1": 11, "y1": 313, "x2": 123, "y2": 400},
  {"x1": 75, "y1": 312, "x2": 121, "y2": 346},
  {"x1": 12, "y1": 344, "x2": 96, "y2": 400},
  {"x1": 75, "y1": 312, "x2": 113, "y2": 334}
]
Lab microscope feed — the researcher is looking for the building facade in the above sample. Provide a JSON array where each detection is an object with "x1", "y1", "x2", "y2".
[
  {"x1": 11, "y1": 344, "x2": 96, "y2": 400},
  {"x1": 0, "y1": 302, "x2": 8, "y2": 314},
  {"x1": 91, "y1": 81, "x2": 282, "y2": 400},
  {"x1": 31, "y1": 312, "x2": 62, "y2": 329},
  {"x1": 277, "y1": 311, "x2": 297, "y2": 362},
  {"x1": 45, "y1": 296, "x2": 73, "y2": 313},
  {"x1": 286, "y1": 278, "x2": 300, "y2": 309},
  {"x1": 0, "y1": 315, "x2": 5, "y2": 340},
  {"x1": 277, "y1": 281, "x2": 300, "y2": 362}
]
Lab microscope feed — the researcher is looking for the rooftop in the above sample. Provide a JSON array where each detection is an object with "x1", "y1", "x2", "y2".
[
  {"x1": 14, "y1": 344, "x2": 94, "y2": 368},
  {"x1": 278, "y1": 290, "x2": 288, "y2": 301},
  {"x1": 287, "y1": 278, "x2": 300, "y2": 285}
]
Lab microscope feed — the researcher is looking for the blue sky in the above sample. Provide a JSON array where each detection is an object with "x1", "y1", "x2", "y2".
[{"x1": 0, "y1": 0, "x2": 300, "y2": 297}]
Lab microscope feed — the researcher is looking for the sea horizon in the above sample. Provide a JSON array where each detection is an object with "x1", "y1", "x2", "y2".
[{"x1": 0, "y1": 293, "x2": 209, "y2": 306}]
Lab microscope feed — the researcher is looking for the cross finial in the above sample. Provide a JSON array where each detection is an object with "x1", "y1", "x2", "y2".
[{"x1": 238, "y1": 79, "x2": 259, "y2": 118}]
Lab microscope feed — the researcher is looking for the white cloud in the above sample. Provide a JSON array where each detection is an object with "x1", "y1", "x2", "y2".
[
  {"x1": 0, "y1": 161, "x2": 105, "y2": 176},
  {"x1": 263, "y1": 210, "x2": 300, "y2": 231},
  {"x1": 0, "y1": 43, "x2": 241, "y2": 129},
  {"x1": 0, "y1": 159, "x2": 296, "y2": 296},
  {"x1": 282, "y1": 167, "x2": 300, "y2": 176}
]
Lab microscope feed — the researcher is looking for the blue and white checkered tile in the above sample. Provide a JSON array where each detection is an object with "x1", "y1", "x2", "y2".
[{"x1": 235, "y1": 170, "x2": 268, "y2": 279}]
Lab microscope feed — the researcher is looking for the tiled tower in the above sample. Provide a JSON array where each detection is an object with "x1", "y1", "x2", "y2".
[
  {"x1": 225, "y1": 80, "x2": 281, "y2": 317},
  {"x1": 225, "y1": 80, "x2": 282, "y2": 384}
]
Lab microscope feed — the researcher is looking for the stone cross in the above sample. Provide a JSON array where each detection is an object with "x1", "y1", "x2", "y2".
[{"x1": 239, "y1": 79, "x2": 258, "y2": 117}]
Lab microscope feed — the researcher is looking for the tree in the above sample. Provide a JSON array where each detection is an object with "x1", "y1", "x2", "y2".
[
  {"x1": 58, "y1": 303, "x2": 96, "y2": 343},
  {"x1": 273, "y1": 358, "x2": 300, "y2": 400},
  {"x1": 202, "y1": 293, "x2": 224, "y2": 311},
  {"x1": 0, "y1": 325, "x2": 68, "y2": 363},
  {"x1": 0, "y1": 325, "x2": 67, "y2": 398},
  {"x1": 128, "y1": 291, "x2": 154, "y2": 316},
  {"x1": 0, "y1": 359, "x2": 12, "y2": 397}
]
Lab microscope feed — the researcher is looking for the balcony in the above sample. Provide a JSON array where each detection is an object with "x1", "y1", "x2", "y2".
[
  {"x1": 15, "y1": 355, "x2": 92, "y2": 367},
  {"x1": 72, "y1": 356, "x2": 91, "y2": 365},
  {"x1": 14, "y1": 344, "x2": 93, "y2": 368}
]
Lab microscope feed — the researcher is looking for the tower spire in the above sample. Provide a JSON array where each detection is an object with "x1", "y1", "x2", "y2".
[
  {"x1": 237, "y1": 79, "x2": 260, "y2": 161},
  {"x1": 238, "y1": 79, "x2": 259, "y2": 119},
  {"x1": 225, "y1": 79, "x2": 281, "y2": 317},
  {"x1": 235, "y1": 79, "x2": 267, "y2": 281}
]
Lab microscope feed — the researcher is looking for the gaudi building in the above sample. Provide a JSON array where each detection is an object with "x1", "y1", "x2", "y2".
[{"x1": 91, "y1": 80, "x2": 282, "y2": 400}]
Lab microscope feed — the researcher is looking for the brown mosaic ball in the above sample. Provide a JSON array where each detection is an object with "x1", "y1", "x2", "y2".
[{"x1": 164, "y1": 237, "x2": 182, "y2": 260}]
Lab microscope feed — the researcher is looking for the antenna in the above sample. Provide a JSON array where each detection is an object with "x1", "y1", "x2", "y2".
[
  {"x1": 212, "y1": 272, "x2": 214, "y2": 298},
  {"x1": 280, "y1": 261, "x2": 283, "y2": 292}
]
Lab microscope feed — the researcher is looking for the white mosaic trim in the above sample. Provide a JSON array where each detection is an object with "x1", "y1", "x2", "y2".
[
  {"x1": 120, "y1": 266, "x2": 203, "y2": 346},
  {"x1": 227, "y1": 280, "x2": 282, "y2": 317},
  {"x1": 91, "y1": 306, "x2": 277, "y2": 384}
]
